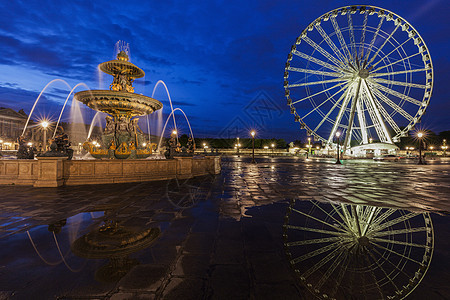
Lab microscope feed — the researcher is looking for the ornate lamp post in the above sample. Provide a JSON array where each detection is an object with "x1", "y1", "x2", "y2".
[
  {"x1": 335, "y1": 131, "x2": 341, "y2": 164},
  {"x1": 0, "y1": 139, "x2": 3, "y2": 151},
  {"x1": 251, "y1": 130, "x2": 256, "y2": 163},
  {"x1": 417, "y1": 131, "x2": 425, "y2": 165},
  {"x1": 41, "y1": 121, "x2": 49, "y2": 151}
]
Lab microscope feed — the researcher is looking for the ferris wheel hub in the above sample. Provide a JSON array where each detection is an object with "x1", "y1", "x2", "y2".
[
  {"x1": 358, "y1": 69, "x2": 369, "y2": 79},
  {"x1": 358, "y1": 236, "x2": 370, "y2": 246}
]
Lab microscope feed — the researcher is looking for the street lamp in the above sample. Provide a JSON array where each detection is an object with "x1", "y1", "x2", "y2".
[
  {"x1": 369, "y1": 137, "x2": 373, "y2": 144},
  {"x1": 236, "y1": 137, "x2": 240, "y2": 157},
  {"x1": 251, "y1": 130, "x2": 256, "y2": 163},
  {"x1": 335, "y1": 131, "x2": 341, "y2": 164},
  {"x1": 417, "y1": 131, "x2": 425, "y2": 165},
  {"x1": 41, "y1": 121, "x2": 49, "y2": 151},
  {"x1": 307, "y1": 137, "x2": 311, "y2": 158},
  {"x1": 0, "y1": 139, "x2": 3, "y2": 151},
  {"x1": 271, "y1": 143, "x2": 275, "y2": 157},
  {"x1": 442, "y1": 139, "x2": 448, "y2": 157}
]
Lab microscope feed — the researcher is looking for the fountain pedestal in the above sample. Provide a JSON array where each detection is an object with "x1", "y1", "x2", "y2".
[{"x1": 33, "y1": 156, "x2": 67, "y2": 187}]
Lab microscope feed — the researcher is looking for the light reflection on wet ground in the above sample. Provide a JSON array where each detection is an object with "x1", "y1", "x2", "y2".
[{"x1": 0, "y1": 156, "x2": 449, "y2": 299}]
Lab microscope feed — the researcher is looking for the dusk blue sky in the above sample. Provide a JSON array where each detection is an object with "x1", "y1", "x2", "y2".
[{"x1": 0, "y1": 0, "x2": 448, "y2": 142}]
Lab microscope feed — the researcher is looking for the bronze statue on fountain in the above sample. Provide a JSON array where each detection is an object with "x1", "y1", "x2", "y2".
[
  {"x1": 37, "y1": 127, "x2": 74, "y2": 160},
  {"x1": 16, "y1": 136, "x2": 36, "y2": 159},
  {"x1": 74, "y1": 50, "x2": 162, "y2": 159}
]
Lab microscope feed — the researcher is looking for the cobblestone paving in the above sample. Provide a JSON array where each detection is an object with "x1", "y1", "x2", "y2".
[{"x1": 0, "y1": 156, "x2": 449, "y2": 299}]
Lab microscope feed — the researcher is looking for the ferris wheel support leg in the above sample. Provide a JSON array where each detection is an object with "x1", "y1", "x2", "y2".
[
  {"x1": 357, "y1": 98, "x2": 369, "y2": 144},
  {"x1": 362, "y1": 80, "x2": 393, "y2": 144},
  {"x1": 343, "y1": 79, "x2": 362, "y2": 153}
]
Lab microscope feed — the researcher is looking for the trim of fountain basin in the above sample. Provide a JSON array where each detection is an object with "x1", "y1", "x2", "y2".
[
  {"x1": 0, "y1": 156, "x2": 221, "y2": 187},
  {"x1": 74, "y1": 90, "x2": 163, "y2": 114}
]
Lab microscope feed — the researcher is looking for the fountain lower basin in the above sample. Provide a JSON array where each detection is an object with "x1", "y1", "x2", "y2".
[{"x1": 0, "y1": 156, "x2": 221, "y2": 187}]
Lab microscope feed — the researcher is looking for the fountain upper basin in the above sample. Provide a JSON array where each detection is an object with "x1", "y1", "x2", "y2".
[{"x1": 74, "y1": 90, "x2": 163, "y2": 117}]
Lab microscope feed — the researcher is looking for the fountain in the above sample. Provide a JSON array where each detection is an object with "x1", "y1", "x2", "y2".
[
  {"x1": 0, "y1": 44, "x2": 221, "y2": 187},
  {"x1": 74, "y1": 50, "x2": 162, "y2": 159}
]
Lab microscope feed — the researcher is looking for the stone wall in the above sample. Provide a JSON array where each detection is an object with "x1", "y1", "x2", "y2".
[
  {"x1": 0, "y1": 160, "x2": 39, "y2": 185},
  {"x1": 0, "y1": 156, "x2": 221, "y2": 187}
]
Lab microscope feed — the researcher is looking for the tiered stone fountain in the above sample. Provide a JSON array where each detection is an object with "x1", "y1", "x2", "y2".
[
  {"x1": 0, "y1": 48, "x2": 221, "y2": 187},
  {"x1": 75, "y1": 50, "x2": 163, "y2": 159}
]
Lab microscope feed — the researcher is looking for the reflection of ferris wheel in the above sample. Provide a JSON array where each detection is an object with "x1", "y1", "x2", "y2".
[
  {"x1": 284, "y1": 200, "x2": 434, "y2": 299},
  {"x1": 284, "y1": 5, "x2": 433, "y2": 151}
]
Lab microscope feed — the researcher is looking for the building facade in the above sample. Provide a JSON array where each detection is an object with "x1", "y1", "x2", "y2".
[{"x1": 0, "y1": 107, "x2": 42, "y2": 151}]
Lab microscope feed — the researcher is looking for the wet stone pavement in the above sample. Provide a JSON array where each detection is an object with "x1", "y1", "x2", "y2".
[{"x1": 0, "y1": 156, "x2": 449, "y2": 299}]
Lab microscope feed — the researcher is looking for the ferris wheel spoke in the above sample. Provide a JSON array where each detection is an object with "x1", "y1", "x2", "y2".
[
  {"x1": 330, "y1": 203, "x2": 354, "y2": 231},
  {"x1": 330, "y1": 15, "x2": 353, "y2": 64},
  {"x1": 371, "y1": 237, "x2": 431, "y2": 249},
  {"x1": 314, "y1": 89, "x2": 348, "y2": 133},
  {"x1": 284, "y1": 224, "x2": 350, "y2": 236},
  {"x1": 372, "y1": 97, "x2": 402, "y2": 135},
  {"x1": 291, "y1": 81, "x2": 348, "y2": 105},
  {"x1": 360, "y1": 206, "x2": 378, "y2": 236},
  {"x1": 370, "y1": 208, "x2": 397, "y2": 229},
  {"x1": 362, "y1": 250, "x2": 386, "y2": 298},
  {"x1": 361, "y1": 87, "x2": 403, "y2": 136},
  {"x1": 371, "y1": 87, "x2": 414, "y2": 122},
  {"x1": 340, "y1": 203, "x2": 356, "y2": 233},
  {"x1": 291, "y1": 207, "x2": 349, "y2": 233},
  {"x1": 302, "y1": 35, "x2": 346, "y2": 68},
  {"x1": 287, "y1": 66, "x2": 343, "y2": 77},
  {"x1": 371, "y1": 78, "x2": 427, "y2": 89},
  {"x1": 359, "y1": 11, "x2": 369, "y2": 59},
  {"x1": 363, "y1": 15, "x2": 385, "y2": 64},
  {"x1": 347, "y1": 13, "x2": 358, "y2": 62},
  {"x1": 327, "y1": 85, "x2": 354, "y2": 144},
  {"x1": 370, "y1": 68, "x2": 428, "y2": 78},
  {"x1": 301, "y1": 246, "x2": 344, "y2": 279},
  {"x1": 371, "y1": 36, "x2": 413, "y2": 69},
  {"x1": 315, "y1": 23, "x2": 348, "y2": 64},
  {"x1": 302, "y1": 83, "x2": 350, "y2": 119},
  {"x1": 371, "y1": 227, "x2": 428, "y2": 237},
  {"x1": 290, "y1": 241, "x2": 342, "y2": 264},
  {"x1": 329, "y1": 251, "x2": 350, "y2": 297},
  {"x1": 292, "y1": 50, "x2": 343, "y2": 72},
  {"x1": 369, "y1": 81, "x2": 422, "y2": 106},
  {"x1": 370, "y1": 212, "x2": 420, "y2": 234},
  {"x1": 316, "y1": 249, "x2": 348, "y2": 290},
  {"x1": 370, "y1": 241, "x2": 424, "y2": 265},
  {"x1": 287, "y1": 77, "x2": 349, "y2": 88},
  {"x1": 286, "y1": 236, "x2": 344, "y2": 247},
  {"x1": 366, "y1": 248, "x2": 400, "y2": 293},
  {"x1": 367, "y1": 24, "x2": 400, "y2": 66},
  {"x1": 371, "y1": 247, "x2": 413, "y2": 279},
  {"x1": 371, "y1": 51, "x2": 422, "y2": 73},
  {"x1": 310, "y1": 200, "x2": 352, "y2": 231}
]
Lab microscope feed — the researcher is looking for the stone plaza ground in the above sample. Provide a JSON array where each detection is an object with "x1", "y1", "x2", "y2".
[{"x1": 0, "y1": 156, "x2": 449, "y2": 299}]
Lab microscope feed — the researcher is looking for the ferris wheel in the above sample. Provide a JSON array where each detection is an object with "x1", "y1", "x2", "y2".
[
  {"x1": 284, "y1": 5, "x2": 433, "y2": 151},
  {"x1": 284, "y1": 200, "x2": 434, "y2": 299}
]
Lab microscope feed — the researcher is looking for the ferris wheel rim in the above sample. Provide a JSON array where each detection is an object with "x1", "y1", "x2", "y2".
[{"x1": 284, "y1": 5, "x2": 433, "y2": 147}]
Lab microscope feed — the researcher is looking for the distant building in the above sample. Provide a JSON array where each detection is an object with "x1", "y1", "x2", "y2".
[{"x1": 0, "y1": 107, "x2": 41, "y2": 150}]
